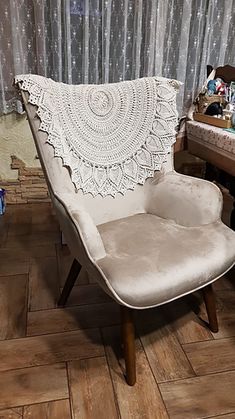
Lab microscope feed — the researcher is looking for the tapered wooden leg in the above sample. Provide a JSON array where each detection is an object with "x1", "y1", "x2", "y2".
[
  {"x1": 202, "y1": 284, "x2": 218, "y2": 333},
  {"x1": 58, "y1": 259, "x2": 82, "y2": 306},
  {"x1": 121, "y1": 306, "x2": 136, "y2": 386}
]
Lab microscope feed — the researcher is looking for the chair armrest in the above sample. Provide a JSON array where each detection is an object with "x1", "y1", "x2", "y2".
[
  {"x1": 146, "y1": 171, "x2": 223, "y2": 226},
  {"x1": 53, "y1": 192, "x2": 106, "y2": 261}
]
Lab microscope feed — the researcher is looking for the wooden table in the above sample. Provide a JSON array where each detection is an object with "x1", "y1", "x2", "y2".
[{"x1": 186, "y1": 120, "x2": 235, "y2": 228}]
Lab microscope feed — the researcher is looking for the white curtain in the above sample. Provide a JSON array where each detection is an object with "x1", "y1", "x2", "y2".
[{"x1": 1, "y1": 0, "x2": 235, "y2": 115}]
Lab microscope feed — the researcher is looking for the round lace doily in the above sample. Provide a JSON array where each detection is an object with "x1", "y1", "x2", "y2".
[{"x1": 15, "y1": 74, "x2": 180, "y2": 197}]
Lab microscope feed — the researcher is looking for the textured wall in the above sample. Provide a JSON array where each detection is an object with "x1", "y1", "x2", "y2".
[
  {"x1": 0, "y1": 113, "x2": 40, "y2": 180},
  {"x1": 1, "y1": 156, "x2": 49, "y2": 204}
]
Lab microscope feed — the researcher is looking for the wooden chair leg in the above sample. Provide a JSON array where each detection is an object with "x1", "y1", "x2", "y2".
[
  {"x1": 58, "y1": 258, "x2": 82, "y2": 306},
  {"x1": 202, "y1": 284, "x2": 218, "y2": 333},
  {"x1": 121, "y1": 306, "x2": 136, "y2": 386}
]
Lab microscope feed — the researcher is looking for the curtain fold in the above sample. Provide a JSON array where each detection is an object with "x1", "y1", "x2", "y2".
[{"x1": 0, "y1": 0, "x2": 235, "y2": 114}]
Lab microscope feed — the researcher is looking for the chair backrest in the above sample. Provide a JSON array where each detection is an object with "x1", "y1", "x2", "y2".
[{"x1": 19, "y1": 75, "x2": 180, "y2": 226}]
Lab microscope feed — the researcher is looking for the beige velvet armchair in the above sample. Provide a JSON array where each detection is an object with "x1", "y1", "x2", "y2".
[{"x1": 15, "y1": 74, "x2": 235, "y2": 386}]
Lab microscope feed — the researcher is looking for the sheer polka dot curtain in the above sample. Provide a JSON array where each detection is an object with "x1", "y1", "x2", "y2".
[{"x1": 0, "y1": 0, "x2": 235, "y2": 115}]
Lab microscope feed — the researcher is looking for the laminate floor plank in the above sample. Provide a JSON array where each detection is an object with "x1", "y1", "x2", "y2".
[
  {"x1": 68, "y1": 357, "x2": 119, "y2": 419},
  {"x1": 0, "y1": 245, "x2": 56, "y2": 277},
  {"x1": 56, "y1": 244, "x2": 88, "y2": 287},
  {"x1": 199, "y1": 290, "x2": 235, "y2": 339},
  {"x1": 159, "y1": 370, "x2": 235, "y2": 419},
  {"x1": 31, "y1": 222, "x2": 59, "y2": 233},
  {"x1": 213, "y1": 269, "x2": 235, "y2": 291},
  {"x1": 0, "y1": 261, "x2": 29, "y2": 277},
  {"x1": 10, "y1": 408, "x2": 22, "y2": 416},
  {"x1": 28, "y1": 257, "x2": 60, "y2": 311},
  {"x1": 31, "y1": 203, "x2": 56, "y2": 226},
  {"x1": 9, "y1": 408, "x2": 22, "y2": 417},
  {"x1": 0, "y1": 218, "x2": 9, "y2": 248},
  {"x1": 210, "y1": 414, "x2": 235, "y2": 418},
  {"x1": 214, "y1": 290, "x2": 235, "y2": 339},
  {"x1": 0, "y1": 364, "x2": 68, "y2": 409},
  {"x1": 87, "y1": 273, "x2": 97, "y2": 284},
  {"x1": 183, "y1": 337, "x2": 235, "y2": 375},
  {"x1": 0, "y1": 249, "x2": 29, "y2": 277},
  {"x1": 9, "y1": 206, "x2": 32, "y2": 226},
  {"x1": 27, "y1": 302, "x2": 120, "y2": 336},
  {"x1": 23, "y1": 399, "x2": 71, "y2": 419},
  {"x1": 0, "y1": 407, "x2": 23, "y2": 418},
  {"x1": 6, "y1": 231, "x2": 60, "y2": 249},
  {"x1": 28, "y1": 244, "x2": 56, "y2": 259},
  {"x1": 162, "y1": 299, "x2": 213, "y2": 344},
  {"x1": 8, "y1": 223, "x2": 32, "y2": 237},
  {"x1": 63, "y1": 283, "x2": 112, "y2": 306},
  {"x1": 137, "y1": 308, "x2": 195, "y2": 382},
  {"x1": 102, "y1": 326, "x2": 168, "y2": 419},
  {"x1": 31, "y1": 211, "x2": 59, "y2": 232},
  {"x1": 0, "y1": 329, "x2": 104, "y2": 371},
  {"x1": 0, "y1": 274, "x2": 28, "y2": 340}
]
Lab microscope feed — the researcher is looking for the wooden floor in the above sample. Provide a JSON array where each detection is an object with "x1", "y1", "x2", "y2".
[{"x1": 0, "y1": 196, "x2": 235, "y2": 419}]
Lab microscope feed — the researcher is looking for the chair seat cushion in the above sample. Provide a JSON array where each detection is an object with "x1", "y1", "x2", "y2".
[{"x1": 97, "y1": 213, "x2": 235, "y2": 308}]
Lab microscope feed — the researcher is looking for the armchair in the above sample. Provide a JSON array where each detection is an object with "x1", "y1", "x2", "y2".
[{"x1": 15, "y1": 74, "x2": 235, "y2": 386}]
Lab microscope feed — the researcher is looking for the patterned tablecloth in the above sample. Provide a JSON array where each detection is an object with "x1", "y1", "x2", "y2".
[{"x1": 186, "y1": 120, "x2": 235, "y2": 157}]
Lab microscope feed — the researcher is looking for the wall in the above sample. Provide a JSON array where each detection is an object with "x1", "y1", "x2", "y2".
[
  {"x1": 0, "y1": 113, "x2": 50, "y2": 203},
  {"x1": 0, "y1": 113, "x2": 40, "y2": 180}
]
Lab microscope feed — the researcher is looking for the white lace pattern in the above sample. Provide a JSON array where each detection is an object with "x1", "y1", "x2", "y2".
[{"x1": 15, "y1": 74, "x2": 180, "y2": 197}]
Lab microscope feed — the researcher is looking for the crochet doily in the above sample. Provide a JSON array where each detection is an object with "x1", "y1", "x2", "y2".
[{"x1": 15, "y1": 74, "x2": 180, "y2": 197}]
